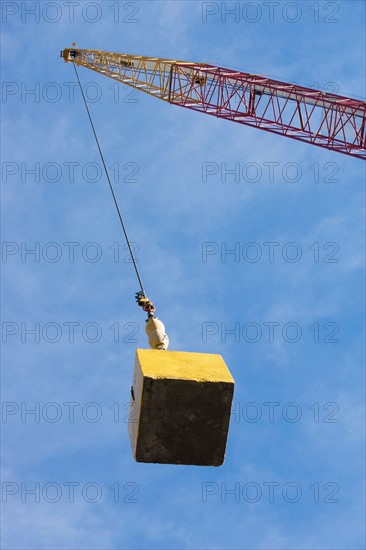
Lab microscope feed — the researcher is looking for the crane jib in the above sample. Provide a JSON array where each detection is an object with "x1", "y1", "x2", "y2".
[{"x1": 61, "y1": 48, "x2": 366, "y2": 159}]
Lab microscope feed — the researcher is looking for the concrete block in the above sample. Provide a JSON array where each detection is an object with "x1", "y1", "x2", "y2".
[{"x1": 128, "y1": 348, "x2": 234, "y2": 466}]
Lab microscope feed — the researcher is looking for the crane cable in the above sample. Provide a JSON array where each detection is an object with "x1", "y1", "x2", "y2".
[{"x1": 72, "y1": 61, "x2": 146, "y2": 297}]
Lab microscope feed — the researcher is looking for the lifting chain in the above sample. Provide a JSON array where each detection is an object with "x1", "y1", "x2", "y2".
[{"x1": 135, "y1": 291, "x2": 156, "y2": 318}]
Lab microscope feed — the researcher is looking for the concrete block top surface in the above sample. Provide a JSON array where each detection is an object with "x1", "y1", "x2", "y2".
[{"x1": 135, "y1": 348, "x2": 234, "y2": 384}]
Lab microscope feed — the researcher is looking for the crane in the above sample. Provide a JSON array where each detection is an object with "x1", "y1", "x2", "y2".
[
  {"x1": 61, "y1": 47, "x2": 365, "y2": 159},
  {"x1": 60, "y1": 47, "x2": 364, "y2": 466}
]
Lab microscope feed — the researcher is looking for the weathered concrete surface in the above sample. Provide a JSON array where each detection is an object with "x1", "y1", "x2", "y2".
[{"x1": 128, "y1": 349, "x2": 235, "y2": 466}]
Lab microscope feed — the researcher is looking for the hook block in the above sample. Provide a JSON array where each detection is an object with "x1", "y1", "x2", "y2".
[{"x1": 128, "y1": 349, "x2": 234, "y2": 466}]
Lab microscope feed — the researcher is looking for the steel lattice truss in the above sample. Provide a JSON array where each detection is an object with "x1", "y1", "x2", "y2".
[{"x1": 62, "y1": 48, "x2": 366, "y2": 159}]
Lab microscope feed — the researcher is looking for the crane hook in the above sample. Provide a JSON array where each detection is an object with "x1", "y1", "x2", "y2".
[{"x1": 135, "y1": 291, "x2": 169, "y2": 350}]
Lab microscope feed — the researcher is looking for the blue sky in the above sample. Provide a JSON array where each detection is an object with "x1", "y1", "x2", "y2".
[{"x1": 1, "y1": 1, "x2": 365, "y2": 549}]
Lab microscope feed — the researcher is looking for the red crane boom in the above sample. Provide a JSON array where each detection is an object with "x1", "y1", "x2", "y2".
[{"x1": 61, "y1": 48, "x2": 366, "y2": 159}]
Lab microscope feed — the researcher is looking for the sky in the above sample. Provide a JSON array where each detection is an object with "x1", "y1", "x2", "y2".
[{"x1": 1, "y1": 1, "x2": 365, "y2": 549}]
